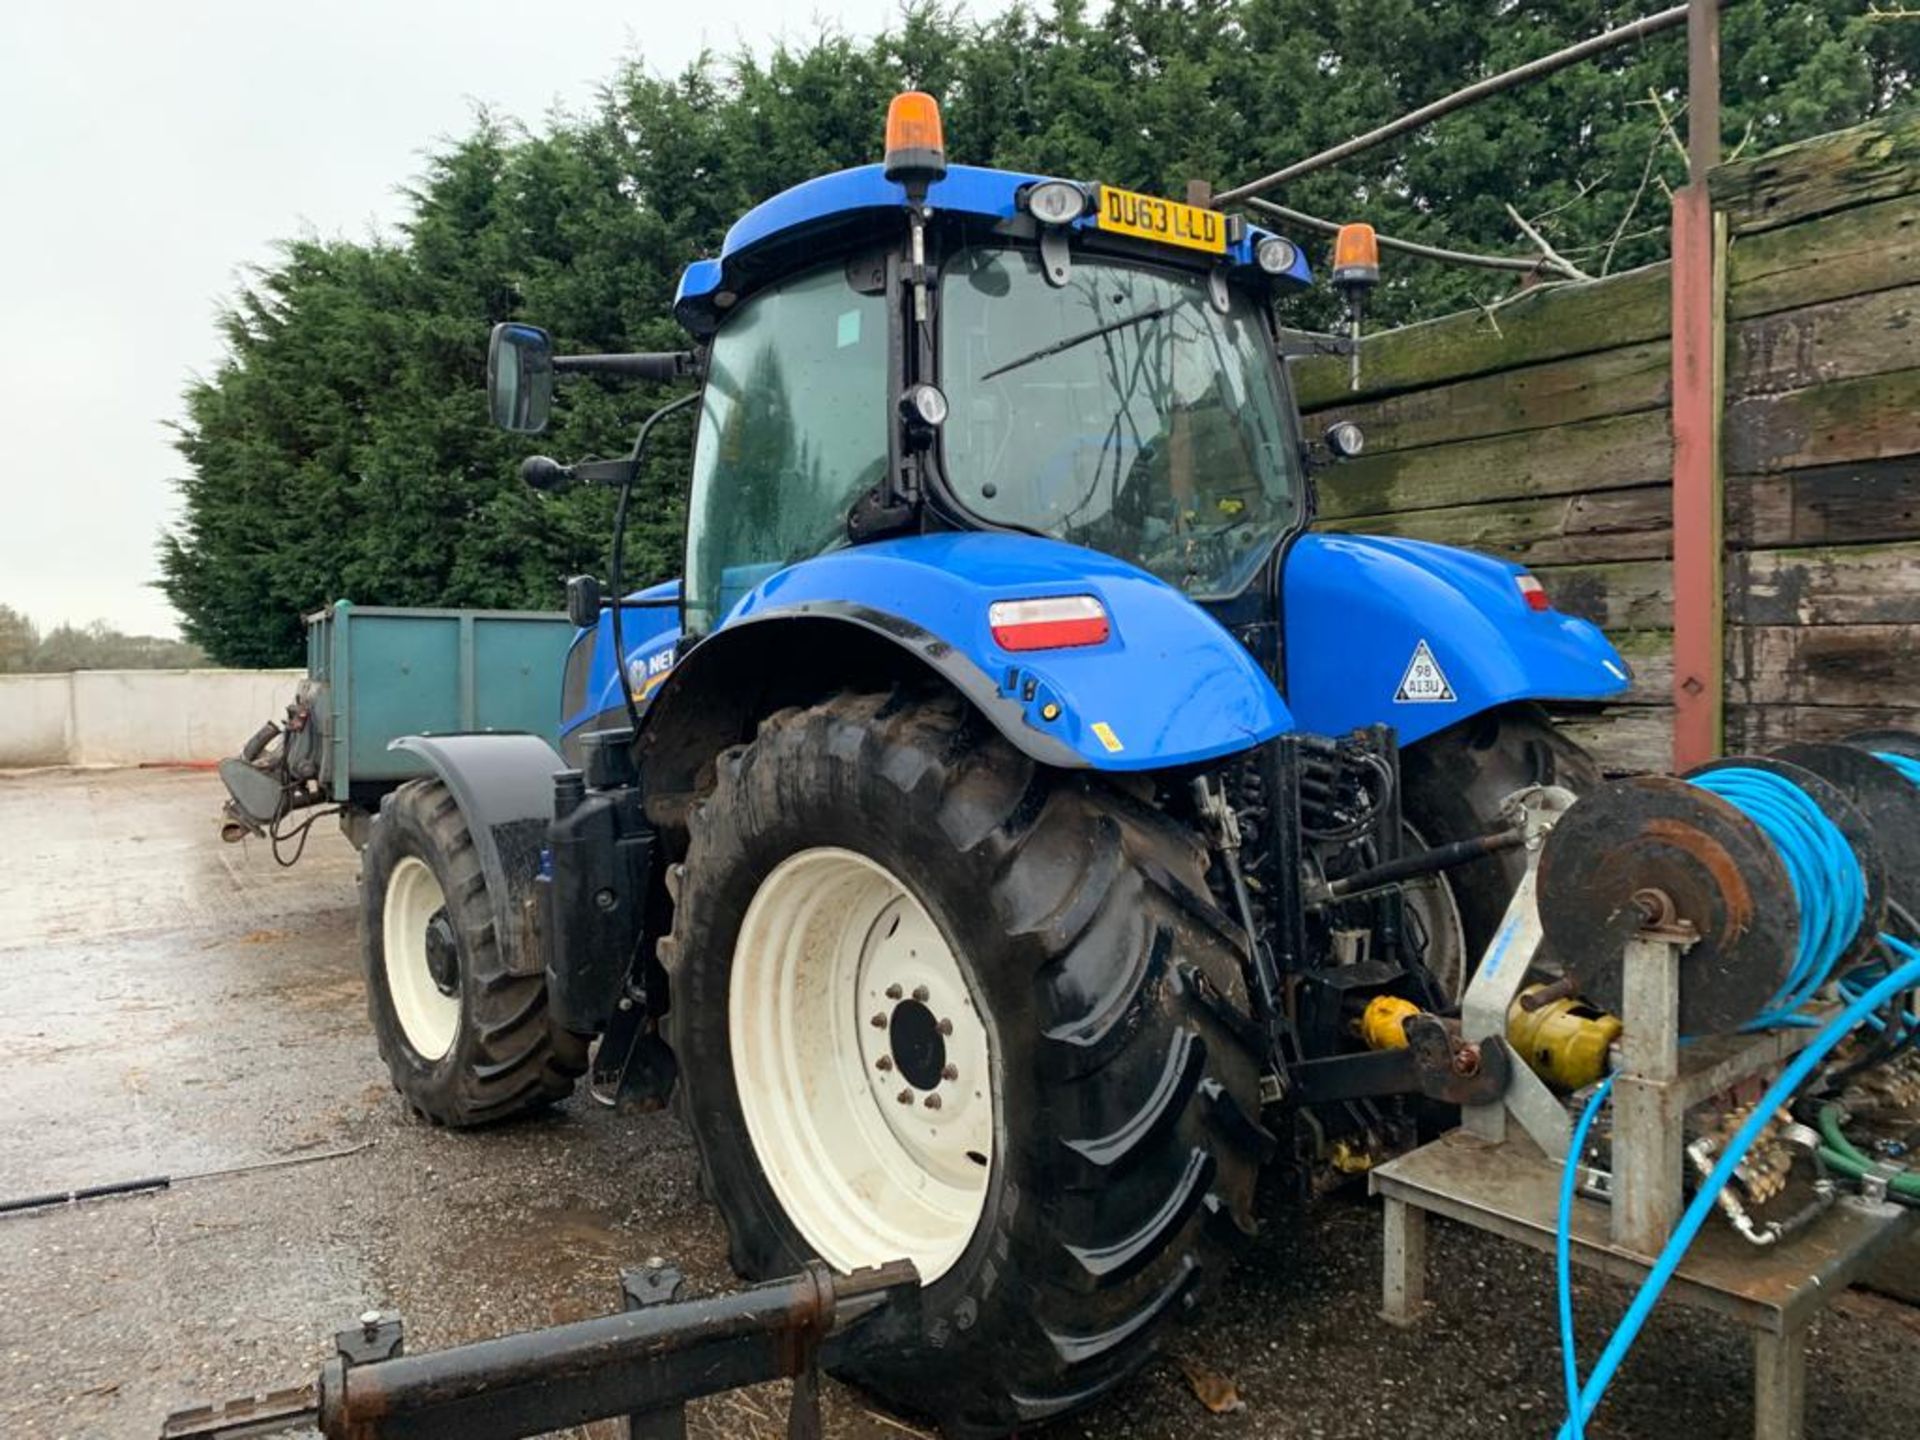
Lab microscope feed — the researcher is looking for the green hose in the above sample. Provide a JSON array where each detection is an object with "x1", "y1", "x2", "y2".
[{"x1": 1816, "y1": 1103, "x2": 1920, "y2": 1198}]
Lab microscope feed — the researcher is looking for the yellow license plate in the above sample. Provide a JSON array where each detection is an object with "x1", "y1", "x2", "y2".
[{"x1": 1094, "y1": 185, "x2": 1226, "y2": 255}]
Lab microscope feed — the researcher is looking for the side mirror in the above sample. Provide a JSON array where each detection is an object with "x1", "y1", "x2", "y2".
[
  {"x1": 565, "y1": 575, "x2": 602, "y2": 630},
  {"x1": 1324, "y1": 421, "x2": 1365, "y2": 459},
  {"x1": 487, "y1": 323, "x2": 554, "y2": 433}
]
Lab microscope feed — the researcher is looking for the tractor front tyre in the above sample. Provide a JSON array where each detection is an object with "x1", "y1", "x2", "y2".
[
  {"x1": 663, "y1": 691, "x2": 1268, "y2": 1437},
  {"x1": 1399, "y1": 702, "x2": 1600, "y2": 998},
  {"x1": 359, "y1": 778, "x2": 586, "y2": 1126}
]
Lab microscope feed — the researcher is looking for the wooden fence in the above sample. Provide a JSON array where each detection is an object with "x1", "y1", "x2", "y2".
[{"x1": 1291, "y1": 109, "x2": 1920, "y2": 774}]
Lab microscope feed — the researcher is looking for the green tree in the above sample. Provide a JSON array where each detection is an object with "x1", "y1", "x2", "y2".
[{"x1": 162, "y1": 2, "x2": 1917, "y2": 664}]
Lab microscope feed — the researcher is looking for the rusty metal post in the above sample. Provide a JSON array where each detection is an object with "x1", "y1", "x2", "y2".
[{"x1": 1670, "y1": 0, "x2": 1725, "y2": 769}]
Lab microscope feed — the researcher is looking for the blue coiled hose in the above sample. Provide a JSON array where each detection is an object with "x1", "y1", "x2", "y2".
[
  {"x1": 1556, "y1": 763, "x2": 1899, "y2": 1436},
  {"x1": 1688, "y1": 767, "x2": 1866, "y2": 1029},
  {"x1": 1876, "y1": 750, "x2": 1920, "y2": 791}
]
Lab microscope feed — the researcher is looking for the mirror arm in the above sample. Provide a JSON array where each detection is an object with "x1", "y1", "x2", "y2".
[{"x1": 553, "y1": 351, "x2": 698, "y2": 382}]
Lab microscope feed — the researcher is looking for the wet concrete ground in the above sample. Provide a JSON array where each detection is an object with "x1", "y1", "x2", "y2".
[{"x1": 2, "y1": 766, "x2": 1917, "y2": 1440}]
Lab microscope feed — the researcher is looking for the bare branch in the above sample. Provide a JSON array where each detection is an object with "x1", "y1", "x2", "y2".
[
  {"x1": 1504, "y1": 202, "x2": 1595, "y2": 282},
  {"x1": 1600, "y1": 124, "x2": 1667, "y2": 276},
  {"x1": 1643, "y1": 87, "x2": 1692, "y2": 174},
  {"x1": 1725, "y1": 117, "x2": 1758, "y2": 163},
  {"x1": 1244, "y1": 196, "x2": 1578, "y2": 278}
]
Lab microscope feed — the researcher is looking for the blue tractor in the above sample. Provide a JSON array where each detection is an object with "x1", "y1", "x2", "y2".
[{"x1": 359, "y1": 92, "x2": 1628, "y2": 1435}]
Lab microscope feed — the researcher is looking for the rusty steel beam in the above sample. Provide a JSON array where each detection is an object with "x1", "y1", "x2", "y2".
[{"x1": 313, "y1": 1261, "x2": 915, "y2": 1440}]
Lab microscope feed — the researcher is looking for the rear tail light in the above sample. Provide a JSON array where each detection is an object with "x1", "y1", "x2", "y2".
[
  {"x1": 1516, "y1": 574, "x2": 1551, "y2": 612},
  {"x1": 989, "y1": 595, "x2": 1110, "y2": 651}
]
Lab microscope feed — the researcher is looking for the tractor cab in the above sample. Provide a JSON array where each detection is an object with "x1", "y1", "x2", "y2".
[
  {"x1": 492, "y1": 91, "x2": 1334, "y2": 689},
  {"x1": 667, "y1": 94, "x2": 1317, "y2": 654}
]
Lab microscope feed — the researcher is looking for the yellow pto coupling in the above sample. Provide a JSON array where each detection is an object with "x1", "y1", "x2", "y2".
[
  {"x1": 1358, "y1": 994, "x2": 1422, "y2": 1051},
  {"x1": 1508, "y1": 985, "x2": 1622, "y2": 1092}
]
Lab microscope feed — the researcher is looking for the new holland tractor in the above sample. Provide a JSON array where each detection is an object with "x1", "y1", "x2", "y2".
[{"x1": 362, "y1": 92, "x2": 1630, "y2": 1434}]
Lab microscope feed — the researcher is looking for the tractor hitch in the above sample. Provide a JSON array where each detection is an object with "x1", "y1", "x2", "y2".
[{"x1": 161, "y1": 1258, "x2": 918, "y2": 1440}]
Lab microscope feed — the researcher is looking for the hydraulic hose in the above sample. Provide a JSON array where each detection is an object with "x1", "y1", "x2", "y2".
[
  {"x1": 1816, "y1": 1103, "x2": 1920, "y2": 1201},
  {"x1": 1556, "y1": 938, "x2": 1920, "y2": 1440}
]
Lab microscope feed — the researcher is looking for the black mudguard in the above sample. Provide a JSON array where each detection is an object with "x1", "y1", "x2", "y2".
[{"x1": 389, "y1": 734, "x2": 561, "y2": 979}]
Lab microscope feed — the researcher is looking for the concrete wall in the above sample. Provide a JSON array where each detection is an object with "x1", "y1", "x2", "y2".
[{"x1": 0, "y1": 669, "x2": 304, "y2": 767}]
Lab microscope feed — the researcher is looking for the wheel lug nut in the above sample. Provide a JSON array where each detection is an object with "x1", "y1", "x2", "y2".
[
  {"x1": 912, "y1": 985, "x2": 930, "y2": 1003},
  {"x1": 923, "y1": 1094, "x2": 942, "y2": 1111},
  {"x1": 897, "y1": 1089, "x2": 914, "y2": 1106},
  {"x1": 937, "y1": 1018, "x2": 953, "y2": 1036},
  {"x1": 876, "y1": 1056, "x2": 893, "y2": 1072},
  {"x1": 870, "y1": 1013, "x2": 887, "y2": 1029},
  {"x1": 942, "y1": 1063, "x2": 959, "y2": 1081},
  {"x1": 885, "y1": 984, "x2": 903, "y2": 1000}
]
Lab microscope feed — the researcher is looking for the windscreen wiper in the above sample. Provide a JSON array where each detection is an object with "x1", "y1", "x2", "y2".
[{"x1": 979, "y1": 305, "x2": 1169, "y2": 382}]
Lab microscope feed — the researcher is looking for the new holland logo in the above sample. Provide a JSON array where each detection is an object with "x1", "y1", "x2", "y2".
[{"x1": 1395, "y1": 640, "x2": 1455, "y2": 703}]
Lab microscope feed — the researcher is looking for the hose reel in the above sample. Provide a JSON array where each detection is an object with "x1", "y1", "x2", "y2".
[{"x1": 1537, "y1": 735, "x2": 1919, "y2": 1037}]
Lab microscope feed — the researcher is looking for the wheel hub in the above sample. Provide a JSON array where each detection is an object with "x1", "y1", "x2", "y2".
[
  {"x1": 886, "y1": 998, "x2": 947, "y2": 1091},
  {"x1": 423, "y1": 910, "x2": 460, "y2": 996}
]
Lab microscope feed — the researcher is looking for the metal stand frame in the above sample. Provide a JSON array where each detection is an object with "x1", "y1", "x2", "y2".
[{"x1": 1380, "y1": 815, "x2": 1915, "y2": 1440}]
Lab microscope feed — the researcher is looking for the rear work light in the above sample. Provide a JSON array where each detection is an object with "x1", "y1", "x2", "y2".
[
  {"x1": 989, "y1": 595, "x2": 1111, "y2": 651},
  {"x1": 1516, "y1": 574, "x2": 1552, "y2": 612}
]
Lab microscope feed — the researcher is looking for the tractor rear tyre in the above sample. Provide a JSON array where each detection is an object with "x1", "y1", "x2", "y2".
[
  {"x1": 1399, "y1": 702, "x2": 1599, "y2": 997},
  {"x1": 663, "y1": 691, "x2": 1268, "y2": 1437},
  {"x1": 359, "y1": 778, "x2": 586, "y2": 1126}
]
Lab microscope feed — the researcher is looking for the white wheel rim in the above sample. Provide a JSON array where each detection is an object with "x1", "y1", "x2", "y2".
[
  {"x1": 729, "y1": 847, "x2": 993, "y2": 1284},
  {"x1": 383, "y1": 855, "x2": 460, "y2": 1061}
]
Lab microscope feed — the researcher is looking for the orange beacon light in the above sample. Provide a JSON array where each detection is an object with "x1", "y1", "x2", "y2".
[
  {"x1": 1331, "y1": 223, "x2": 1381, "y2": 391},
  {"x1": 883, "y1": 92, "x2": 947, "y2": 190}
]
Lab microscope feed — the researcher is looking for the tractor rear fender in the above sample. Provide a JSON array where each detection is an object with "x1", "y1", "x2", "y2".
[
  {"x1": 1282, "y1": 532, "x2": 1630, "y2": 748},
  {"x1": 636, "y1": 532, "x2": 1294, "y2": 812},
  {"x1": 388, "y1": 733, "x2": 563, "y2": 978}
]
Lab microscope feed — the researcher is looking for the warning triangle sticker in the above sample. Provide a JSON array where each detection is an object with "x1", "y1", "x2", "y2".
[{"x1": 1394, "y1": 640, "x2": 1455, "y2": 703}]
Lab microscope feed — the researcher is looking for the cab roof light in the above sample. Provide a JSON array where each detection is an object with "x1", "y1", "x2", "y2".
[
  {"x1": 884, "y1": 91, "x2": 947, "y2": 189},
  {"x1": 1516, "y1": 574, "x2": 1552, "y2": 612},
  {"x1": 1332, "y1": 222, "x2": 1380, "y2": 290},
  {"x1": 989, "y1": 595, "x2": 1110, "y2": 652}
]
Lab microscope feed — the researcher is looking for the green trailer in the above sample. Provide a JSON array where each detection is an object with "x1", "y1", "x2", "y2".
[{"x1": 218, "y1": 601, "x2": 576, "y2": 850}]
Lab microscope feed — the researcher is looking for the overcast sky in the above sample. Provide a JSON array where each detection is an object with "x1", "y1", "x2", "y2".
[{"x1": 0, "y1": 1, "x2": 939, "y2": 638}]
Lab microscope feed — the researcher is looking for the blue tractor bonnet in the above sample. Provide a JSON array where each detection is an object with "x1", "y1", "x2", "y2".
[{"x1": 672, "y1": 163, "x2": 1311, "y2": 336}]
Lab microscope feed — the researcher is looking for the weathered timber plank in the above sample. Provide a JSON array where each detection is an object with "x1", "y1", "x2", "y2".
[
  {"x1": 1728, "y1": 456, "x2": 1920, "y2": 550},
  {"x1": 1551, "y1": 705, "x2": 1673, "y2": 776},
  {"x1": 1728, "y1": 196, "x2": 1920, "y2": 319},
  {"x1": 1319, "y1": 486, "x2": 1671, "y2": 566},
  {"x1": 1724, "y1": 367, "x2": 1920, "y2": 474},
  {"x1": 1729, "y1": 285, "x2": 1920, "y2": 399},
  {"x1": 1307, "y1": 341, "x2": 1670, "y2": 454},
  {"x1": 1609, "y1": 628, "x2": 1674, "y2": 705},
  {"x1": 1710, "y1": 110, "x2": 1920, "y2": 236},
  {"x1": 1727, "y1": 542, "x2": 1920, "y2": 627},
  {"x1": 1727, "y1": 623, "x2": 1920, "y2": 708},
  {"x1": 1726, "y1": 704, "x2": 1920, "y2": 753},
  {"x1": 1317, "y1": 408, "x2": 1670, "y2": 522},
  {"x1": 1529, "y1": 557, "x2": 1671, "y2": 631},
  {"x1": 1290, "y1": 264, "x2": 1669, "y2": 409}
]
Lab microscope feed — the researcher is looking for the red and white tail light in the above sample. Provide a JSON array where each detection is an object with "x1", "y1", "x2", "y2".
[
  {"x1": 1515, "y1": 574, "x2": 1551, "y2": 612},
  {"x1": 988, "y1": 595, "x2": 1111, "y2": 651}
]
